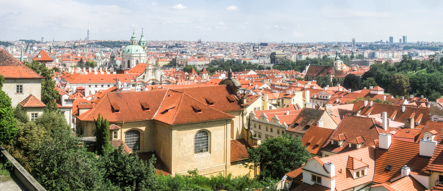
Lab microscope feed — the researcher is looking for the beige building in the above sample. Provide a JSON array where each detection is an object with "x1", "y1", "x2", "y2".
[
  {"x1": 76, "y1": 85, "x2": 256, "y2": 177},
  {"x1": 0, "y1": 49, "x2": 46, "y2": 120}
]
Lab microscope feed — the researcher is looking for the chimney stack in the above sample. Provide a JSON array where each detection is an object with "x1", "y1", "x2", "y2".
[
  {"x1": 379, "y1": 133, "x2": 391, "y2": 150},
  {"x1": 305, "y1": 90, "x2": 310, "y2": 104},
  {"x1": 324, "y1": 162, "x2": 335, "y2": 177},
  {"x1": 382, "y1": 112, "x2": 388, "y2": 130},
  {"x1": 401, "y1": 165, "x2": 410, "y2": 177},
  {"x1": 364, "y1": 100, "x2": 368, "y2": 107},
  {"x1": 402, "y1": 105, "x2": 405, "y2": 113},
  {"x1": 370, "y1": 101, "x2": 373, "y2": 107}
]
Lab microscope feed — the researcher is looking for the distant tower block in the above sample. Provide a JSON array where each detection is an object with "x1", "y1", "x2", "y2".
[
  {"x1": 86, "y1": 25, "x2": 90, "y2": 41},
  {"x1": 352, "y1": 38, "x2": 355, "y2": 49}
]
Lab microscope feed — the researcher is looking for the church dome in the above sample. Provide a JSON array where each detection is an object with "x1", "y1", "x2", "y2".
[{"x1": 123, "y1": 45, "x2": 145, "y2": 54}]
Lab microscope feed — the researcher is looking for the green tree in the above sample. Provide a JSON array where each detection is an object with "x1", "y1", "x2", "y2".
[
  {"x1": 388, "y1": 73, "x2": 411, "y2": 97},
  {"x1": 361, "y1": 77, "x2": 378, "y2": 89},
  {"x1": 99, "y1": 145, "x2": 158, "y2": 190},
  {"x1": 315, "y1": 76, "x2": 332, "y2": 88},
  {"x1": 248, "y1": 134, "x2": 311, "y2": 180},
  {"x1": 183, "y1": 65, "x2": 198, "y2": 74},
  {"x1": 0, "y1": 75, "x2": 17, "y2": 144},
  {"x1": 14, "y1": 104, "x2": 29, "y2": 123},
  {"x1": 94, "y1": 113, "x2": 111, "y2": 155},
  {"x1": 343, "y1": 74, "x2": 362, "y2": 90},
  {"x1": 26, "y1": 61, "x2": 59, "y2": 111},
  {"x1": 35, "y1": 111, "x2": 70, "y2": 136},
  {"x1": 428, "y1": 90, "x2": 442, "y2": 101}
]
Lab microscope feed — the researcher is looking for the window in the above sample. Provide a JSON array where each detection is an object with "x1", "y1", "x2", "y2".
[
  {"x1": 259, "y1": 125, "x2": 261, "y2": 130},
  {"x1": 16, "y1": 85, "x2": 23, "y2": 93},
  {"x1": 95, "y1": 85, "x2": 98, "y2": 88},
  {"x1": 254, "y1": 124, "x2": 256, "y2": 128},
  {"x1": 266, "y1": 126, "x2": 268, "y2": 131},
  {"x1": 101, "y1": 85, "x2": 104, "y2": 87},
  {"x1": 125, "y1": 130, "x2": 140, "y2": 151},
  {"x1": 356, "y1": 169, "x2": 367, "y2": 178},
  {"x1": 195, "y1": 131, "x2": 209, "y2": 154},
  {"x1": 31, "y1": 113, "x2": 38, "y2": 121},
  {"x1": 89, "y1": 85, "x2": 91, "y2": 87},
  {"x1": 270, "y1": 128, "x2": 273, "y2": 133},
  {"x1": 311, "y1": 174, "x2": 321, "y2": 184},
  {"x1": 114, "y1": 131, "x2": 118, "y2": 139},
  {"x1": 277, "y1": 129, "x2": 280, "y2": 134},
  {"x1": 258, "y1": 133, "x2": 262, "y2": 138}
]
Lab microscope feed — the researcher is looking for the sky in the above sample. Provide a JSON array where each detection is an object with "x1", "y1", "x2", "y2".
[{"x1": 1, "y1": 0, "x2": 443, "y2": 43}]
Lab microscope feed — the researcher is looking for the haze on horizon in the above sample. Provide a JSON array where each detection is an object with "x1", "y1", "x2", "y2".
[{"x1": 1, "y1": 0, "x2": 443, "y2": 43}]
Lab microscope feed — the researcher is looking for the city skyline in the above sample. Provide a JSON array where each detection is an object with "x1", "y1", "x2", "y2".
[{"x1": 1, "y1": 0, "x2": 443, "y2": 42}]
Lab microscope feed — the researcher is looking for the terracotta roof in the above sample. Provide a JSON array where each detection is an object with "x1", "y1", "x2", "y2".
[
  {"x1": 305, "y1": 65, "x2": 347, "y2": 78},
  {"x1": 373, "y1": 139, "x2": 430, "y2": 183},
  {"x1": 287, "y1": 108, "x2": 324, "y2": 134},
  {"x1": 322, "y1": 115, "x2": 395, "y2": 154},
  {"x1": 110, "y1": 140, "x2": 132, "y2": 154},
  {"x1": 200, "y1": 67, "x2": 208, "y2": 74},
  {"x1": 231, "y1": 139, "x2": 249, "y2": 162},
  {"x1": 127, "y1": 63, "x2": 150, "y2": 75},
  {"x1": 302, "y1": 126, "x2": 334, "y2": 155},
  {"x1": 0, "y1": 49, "x2": 43, "y2": 79},
  {"x1": 33, "y1": 50, "x2": 53, "y2": 62},
  {"x1": 387, "y1": 175, "x2": 427, "y2": 191},
  {"x1": 78, "y1": 86, "x2": 238, "y2": 124},
  {"x1": 347, "y1": 156, "x2": 369, "y2": 170},
  {"x1": 426, "y1": 129, "x2": 443, "y2": 172},
  {"x1": 109, "y1": 124, "x2": 121, "y2": 130},
  {"x1": 292, "y1": 182, "x2": 330, "y2": 191},
  {"x1": 19, "y1": 94, "x2": 46, "y2": 108},
  {"x1": 61, "y1": 72, "x2": 138, "y2": 84}
]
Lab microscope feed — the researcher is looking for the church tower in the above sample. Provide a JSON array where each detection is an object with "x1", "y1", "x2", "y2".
[
  {"x1": 122, "y1": 29, "x2": 147, "y2": 70},
  {"x1": 333, "y1": 51, "x2": 344, "y2": 71},
  {"x1": 139, "y1": 28, "x2": 147, "y2": 51}
]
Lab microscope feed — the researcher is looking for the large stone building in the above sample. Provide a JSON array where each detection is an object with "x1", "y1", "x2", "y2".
[{"x1": 76, "y1": 85, "x2": 255, "y2": 177}]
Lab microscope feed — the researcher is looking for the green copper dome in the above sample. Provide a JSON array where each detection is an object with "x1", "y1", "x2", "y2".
[{"x1": 123, "y1": 45, "x2": 145, "y2": 54}]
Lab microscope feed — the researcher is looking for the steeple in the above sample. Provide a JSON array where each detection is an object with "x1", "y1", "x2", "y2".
[
  {"x1": 139, "y1": 28, "x2": 147, "y2": 48},
  {"x1": 130, "y1": 28, "x2": 138, "y2": 45}
]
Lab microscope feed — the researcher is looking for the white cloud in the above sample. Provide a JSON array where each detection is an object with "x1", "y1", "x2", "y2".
[
  {"x1": 171, "y1": 4, "x2": 187, "y2": 10},
  {"x1": 293, "y1": 31, "x2": 303, "y2": 37},
  {"x1": 226, "y1": 5, "x2": 238, "y2": 11},
  {"x1": 151, "y1": 3, "x2": 158, "y2": 6}
]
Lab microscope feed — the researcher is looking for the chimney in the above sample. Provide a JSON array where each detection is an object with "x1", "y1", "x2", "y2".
[
  {"x1": 348, "y1": 89, "x2": 352, "y2": 93},
  {"x1": 369, "y1": 86, "x2": 373, "y2": 89},
  {"x1": 242, "y1": 96, "x2": 247, "y2": 104},
  {"x1": 324, "y1": 162, "x2": 335, "y2": 177},
  {"x1": 369, "y1": 101, "x2": 373, "y2": 107},
  {"x1": 89, "y1": 68, "x2": 92, "y2": 73},
  {"x1": 379, "y1": 133, "x2": 391, "y2": 150},
  {"x1": 420, "y1": 137, "x2": 437, "y2": 157},
  {"x1": 402, "y1": 105, "x2": 405, "y2": 113},
  {"x1": 324, "y1": 86, "x2": 328, "y2": 90},
  {"x1": 338, "y1": 84, "x2": 340, "y2": 88},
  {"x1": 364, "y1": 100, "x2": 368, "y2": 107},
  {"x1": 285, "y1": 111, "x2": 289, "y2": 115},
  {"x1": 401, "y1": 165, "x2": 410, "y2": 177},
  {"x1": 410, "y1": 94, "x2": 414, "y2": 99},
  {"x1": 401, "y1": 96, "x2": 405, "y2": 100},
  {"x1": 421, "y1": 95, "x2": 424, "y2": 99},
  {"x1": 304, "y1": 84, "x2": 308, "y2": 89},
  {"x1": 382, "y1": 112, "x2": 388, "y2": 130},
  {"x1": 305, "y1": 90, "x2": 310, "y2": 104},
  {"x1": 383, "y1": 95, "x2": 387, "y2": 101}
]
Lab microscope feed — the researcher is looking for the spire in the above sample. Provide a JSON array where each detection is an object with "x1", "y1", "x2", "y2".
[
  {"x1": 20, "y1": 47, "x2": 23, "y2": 62},
  {"x1": 139, "y1": 28, "x2": 147, "y2": 48}
]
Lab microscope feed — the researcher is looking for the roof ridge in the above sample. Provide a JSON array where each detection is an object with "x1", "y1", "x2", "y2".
[
  {"x1": 170, "y1": 92, "x2": 185, "y2": 124},
  {"x1": 152, "y1": 89, "x2": 169, "y2": 119}
]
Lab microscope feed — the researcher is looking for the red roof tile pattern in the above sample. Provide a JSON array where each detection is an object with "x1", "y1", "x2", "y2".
[
  {"x1": 388, "y1": 175, "x2": 427, "y2": 191},
  {"x1": 0, "y1": 49, "x2": 43, "y2": 79},
  {"x1": 61, "y1": 72, "x2": 138, "y2": 84},
  {"x1": 347, "y1": 156, "x2": 369, "y2": 170},
  {"x1": 230, "y1": 139, "x2": 249, "y2": 162},
  {"x1": 302, "y1": 126, "x2": 334, "y2": 155},
  {"x1": 110, "y1": 140, "x2": 132, "y2": 154},
  {"x1": 19, "y1": 94, "x2": 46, "y2": 108},
  {"x1": 426, "y1": 129, "x2": 443, "y2": 172},
  {"x1": 305, "y1": 65, "x2": 347, "y2": 78},
  {"x1": 127, "y1": 63, "x2": 150, "y2": 75},
  {"x1": 373, "y1": 139, "x2": 430, "y2": 183},
  {"x1": 33, "y1": 50, "x2": 53, "y2": 62},
  {"x1": 287, "y1": 108, "x2": 324, "y2": 134},
  {"x1": 322, "y1": 115, "x2": 395, "y2": 154}
]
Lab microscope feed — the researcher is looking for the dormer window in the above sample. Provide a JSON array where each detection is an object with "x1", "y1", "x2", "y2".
[
  {"x1": 311, "y1": 174, "x2": 321, "y2": 184},
  {"x1": 111, "y1": 102, "x2": 120, "y2": 113},
  {"x1": 227, "y1": 95, "x2": 236, "y2": 103},
  {"x1": 140, "y1": 101, "x2": 150, "y2": 111},
  {"x1": 205, "y1": 98, "x2": 215, "y2": 105},
  {"x1": 192, "y1": 105, "x2": 202, "y2": 113}
]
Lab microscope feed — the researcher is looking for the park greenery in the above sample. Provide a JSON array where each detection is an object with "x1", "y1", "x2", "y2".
[
  {"x1": 0, "y1": 76, "x2": 17, "y2": 144},
  {"x1": 88, "y1": 41, "x2": 129, "y2": 48},
  {"x1": 248, "y1": 134, "x2": 311, "y2": 180},
  {"x1": 77, "y1": 59, "x2": 98, "y2": 69}
]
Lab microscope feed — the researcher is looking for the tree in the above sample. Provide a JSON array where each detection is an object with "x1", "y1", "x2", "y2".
[
  {"x1": 183, "y1": 65, "x2": 198, "y2": 74},
  {"x1": 248, "y1": 134, "x2": 311, "y2": 180},
  {"x1": 343, "y1": 74, "x2": 362, "y2": 91},
  {"x1": 26, "y1": 61, "x2": 59, "y2": 111},
  {"x1": 99, "y1": 145, "x2": 158, "y2": 190},
  {"x1": 0, "y1": 75, "x2": 17, "y2": 144},
  {"x1": 361, "y1": 77, "x2": 378, "y2": 89},
  {"x1": 14, "y1": 104, "x2": 29, "y2": 123},
  {"x1": 388, "y1": 73, "x2": 411, "y2": 97},
  {"x1": 35, "y1": 111, "x2": 70, "y2": 136},
  {"x1": 94, "y1": 113, "x2": 111, "y2": 155},
  {"x1": 315, "y1": 76, "x2": 332, "y2": 88}
]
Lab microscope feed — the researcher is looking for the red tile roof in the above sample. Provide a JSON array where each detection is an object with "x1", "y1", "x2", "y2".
[
  {"x1": 0, "y1": 49, "x2": 43, "y2": 79},
  {"x1": 19, "y1": 94, "x2": 46, "y2": 108},
  {"x1": 33, "y1": 50, "x2": 53, "y2": 62},
  {"x1": 373, "y1": 139, "x2": 430, "y2": 183},
  {"x1": 302, "y1": 126, "x2": 334, "y2": 155},
  {"x1": 387, "y1": 175, "x2": 426, "y2": 191},
  {"x1": 110, "y1": 140, "x2": 132, "y2": 154},
  {"x1": 127, "y1": 63, "x2": 150, "y2": 75},
  {"x1": 231, "y1": 139, "x2": 249, "y2": 162},
  {"x1": 426, "y1": 130, "x2": 443, "y2": 172}
]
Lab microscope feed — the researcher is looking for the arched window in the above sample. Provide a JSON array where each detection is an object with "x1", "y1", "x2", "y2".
[
  {"x1": 125, "y1": 130, "x2": 140, "y2": 151},
  {"x1": 127, "y1": 60, "x2": 131, "y2": 68},
  {"x1": 195, "y1": 130, "x2": 209, "y2": 154}
]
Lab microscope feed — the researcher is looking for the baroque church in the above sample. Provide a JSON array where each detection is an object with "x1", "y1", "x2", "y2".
[{"x1": 122, "y1": 30, "x2": 147, "y2": 70}]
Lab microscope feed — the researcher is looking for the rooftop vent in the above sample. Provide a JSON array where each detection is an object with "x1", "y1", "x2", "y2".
[
  {"x1": 192, "y1": 105, "x2": 202, "y2": 113},
  {"x1": 140, "y1": 101, "x2": 150, "y2": 111},
  {"x1": 386, "y1": 165, "x2": 392, "y2": 171},
  {"x1": 205, "y1": 98, "x2": 215, "y2": 105}
]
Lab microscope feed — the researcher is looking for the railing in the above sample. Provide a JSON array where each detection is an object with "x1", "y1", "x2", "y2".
[{"x1": 0, "y1": 146, "x2": 46, "y2": 191}]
